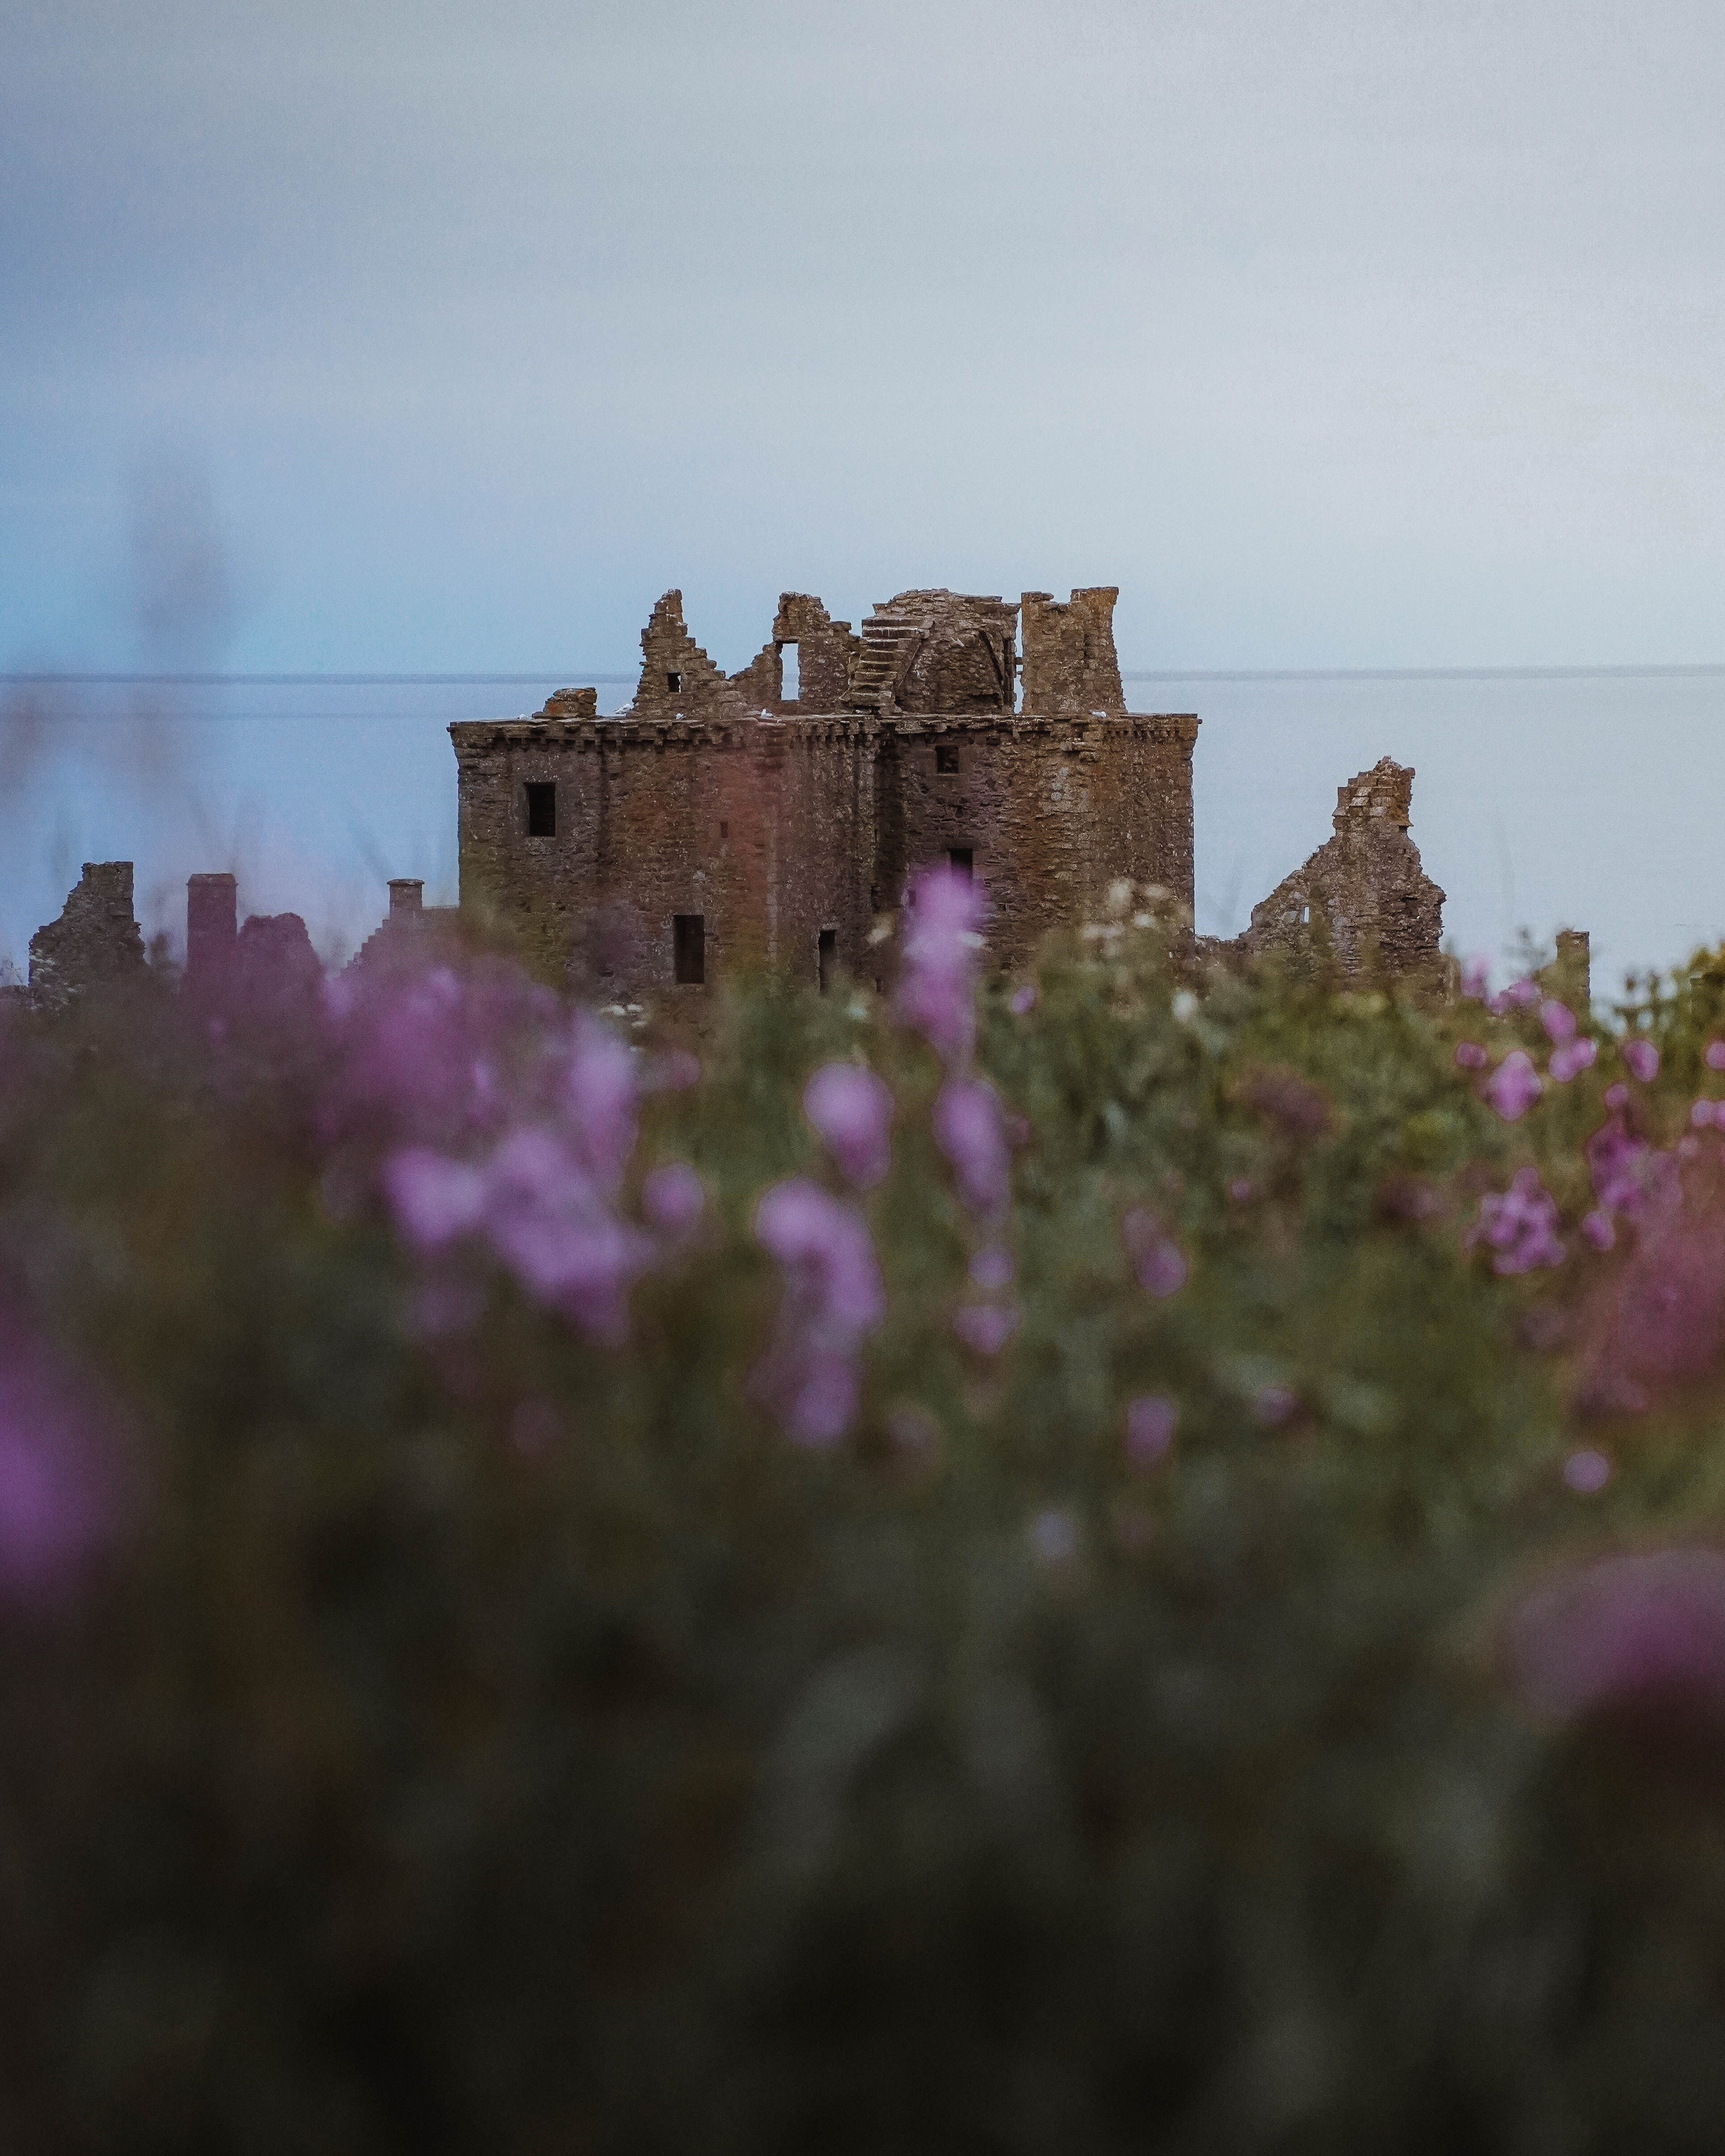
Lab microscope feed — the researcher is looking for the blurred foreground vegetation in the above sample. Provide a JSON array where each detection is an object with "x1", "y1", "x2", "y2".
[{"x1": 7, "y1": 891, "x2": 1725, "y2": 2151}]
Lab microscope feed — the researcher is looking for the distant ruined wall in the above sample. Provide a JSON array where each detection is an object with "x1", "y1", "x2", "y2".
[
  {"x1": 1019, "y1": 587, "x2": 1125, "y2": 716},
  {"x1": 1239, "y1": 758, "x2": 1445, "y2": 981},
  {"x1": 27, "y1": 862, "x2": 146, "y2": 1009}
]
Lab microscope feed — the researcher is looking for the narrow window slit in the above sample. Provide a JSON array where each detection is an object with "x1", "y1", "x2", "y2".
[
  {"x1": 525, "y1": 781, "x2": 557, "y2": 837},
  {"x1": 818, "y1": 928, "x2": 836, "y2": 994},
  {"x1": 674, "y1": 913, "x2": 705, "y2": 985}
]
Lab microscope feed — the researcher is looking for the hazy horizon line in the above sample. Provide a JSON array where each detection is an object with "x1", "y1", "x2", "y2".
[{"x1": 8, "y1": 664, "x2": 1725, "y2": 688}]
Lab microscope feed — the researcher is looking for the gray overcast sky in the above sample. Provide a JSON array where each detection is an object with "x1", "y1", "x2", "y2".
[{"x1": 5, "y1": 0, "x2": 1725, "y2": 673}]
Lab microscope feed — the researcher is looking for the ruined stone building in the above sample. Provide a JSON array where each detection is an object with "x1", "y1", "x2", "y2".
[
  {"x1": 17, "y1": 578, "x2": 1468, "y2": 1011},
  {"x1": 451, "y1": 585, "x2": 1200, "y2": 997}
]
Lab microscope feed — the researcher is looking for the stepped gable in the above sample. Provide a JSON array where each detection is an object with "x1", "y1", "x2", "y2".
[
  {"x1": 1240, "y1": 757, "x2": 1445, "y2": 981},
  {"x1": 729, "y1": 593, "x2": 863, "y2": 714},
  {"x1": 628, "y1": 591, "x2": 750, "y2": 722},
  {"x1": 1020, "y1": 587, "x2": 1125, "y2": 715},
  {"x1": 347, "y1": 878, "x2": 460, "y2": 973},
  {"x1": 846, "y1": 589, "x2": 1019, "y2": 715},
  {"x1": 28, "y1": 862, "x2": 147, "y2": 1010}
]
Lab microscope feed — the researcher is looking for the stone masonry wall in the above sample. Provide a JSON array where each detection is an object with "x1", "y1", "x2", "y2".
[
  {"x1": 1240, "y1": 757, "x2": 1445, "y2": 981},
  {"x1": 1020, "y1": 587, "x2": 1126, "y2": 715},
  {"x1": 28, "y1": 861, "x2": 147, "y2": 1009}
]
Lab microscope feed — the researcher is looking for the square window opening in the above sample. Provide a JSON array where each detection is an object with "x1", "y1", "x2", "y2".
[
  {"x1": 666, "y1": 670, "x2": 682, "y2": 693},
  {"x1": 935, "y1": 743, "x2": 960, "y2": 775},
  {"x1": 674, "y1": 913, "x2": 706, "y2": 986},
  {"x1": 720, "y1": 819, "x2": 729, "y2": 840},
  {"x1": 948, "y1": 847, "x2": 974, "y2": 879},
  {"x1": 818, "y1": 927, "x2": 837, "y2": 994},
  {"x1": 525, "y1": 781, "x2": 557, "y2": 838}
]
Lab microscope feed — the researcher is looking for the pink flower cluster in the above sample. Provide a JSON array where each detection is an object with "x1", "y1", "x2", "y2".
[
  {"x1": 1122, "y1": 1208, "x2": 1189, "y2": 1298},
  {"x1": 1622, "y1": 1036, "x2": 1660, "y2": 1084},
  {"x1": 932, "y1": 1078, "x2": 1012, "y2": 1224},
  {"x1": 1506, "y1": 1546, "x2": 1725, "y2": 1724},
  {"x1": 1484, "y1": 1050, "x2": 1543, "y2": 1123},
  {"x1": 0, "y1": 1326, "x2": 123, "y2": 1607},
  {"x1": 380, "y1": 1008, "x2": 699, "y2": 1344},
  {"x1": 896, "y1": 863, "x2": 985, "y2": 1069},
  {"x1": 803, "y1": 1063, "x2": 894, "y2": 1188},
  {"x1": 1469, "y1": 1167, "x2": 1565, "y2": 1275},
  {"x1": 751, "y1": 1178, "x2": 887, "y2": 1445}
]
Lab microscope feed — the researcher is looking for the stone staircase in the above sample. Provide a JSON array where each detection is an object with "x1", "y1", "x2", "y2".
[{"x1": 845, "y1": 609, "x2": 930, "y2": 710}]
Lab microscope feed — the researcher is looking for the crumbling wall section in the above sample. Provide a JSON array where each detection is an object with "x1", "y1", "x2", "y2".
[
  {"x1": 1240, "y1": 758, "x2": 1444, "y2": 981},
  {"x1": 848, "y1": 590, "x2": 1018, "y2": 716},
  {"x1": 1020, "y1": 587, "x2": 1125, "y2": 716},
  {"x1": 28, "y1": 862, "x2": 147, "y2": 1009},
  {"x1": 627, "y1": 592, "x2": 750, "y2": 723}
]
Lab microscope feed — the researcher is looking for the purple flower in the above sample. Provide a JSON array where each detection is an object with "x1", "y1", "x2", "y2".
[
  {"x1": 1505, "y1": 1547, "x2": 1725, "y2": 1723},
  {"x1": 1484, "y1": 1050, "x2": 1543, "y2": 1122},
  {"x1": 1541, "y1": 1000, "x2": 1577, "y2": 1045},
  {"x1": 969, "y1": 1244, "x2": 1014, "y2": 1291},
  {"x1": 483, "y1": 1126, "x2": 656, "y2": 1341},
  {"x1": 1460, "y1": 952, "x2": 1491, "y2": 1001},
  {"x1": 383, "y1": 1147, "x2": 489, "y2": 1251},
  {"x1": 752, "y1": 1178, "x2": 887, "y2": 1446},
  {"x1": 0, "y1": 1335, "x2": 122, "y2": 1605},
  {"x1": 1549, "y1": 1038, "x2": 1598, "y2": 1084},
  {"x1": 1604, "y1": 1082, "x2": 1629, "y2": 1109},
  {"x1": 1455, "y1": 1040, "x2": 1489, "y2": 1071},
  {"x1": 932, "y1": 1078, "x2": 1012, "y2": 1222},
  {"x1": 1489, "y1": 977, "x2": 1541, "y2": 1016},
  {"x1": 1125, "y1": 1393, "x2": 1177, "y2": 1469},
  {"x1": 1694, "y1": 1099, "x2": 1721, "y2": 1131},
  {"x1": 1123, "y1": 1208, "x2": 1188, "y2": 1298},
  {"x1": 1563, "y1": 1448, "x2": 1612, "y2": 1494},
  {"x1": 1587, "y1": 1115, "x2": 1679, "y2": 1223},
  {"x1": 1009, "y1": 982, "x2": 1038, "y2": 1016},
  {"x1": 1708, "y1": 1041, "x2": 1725, "y2": 1074},
  {"x1": 896, "y1": 864, "x2": 985, "y2": 1068},
  {"x1": 953, "y1": 1302, "x2": 1020, "y2": 1356},
  {"x1": 1468, "y1": 1166, "x2": 1566, "y2": 1275},
  {"x1": 1623, "y1": 1037, "x2": 1660, "y2": 1084},
  {"x1": 803, "y1": 1062, "x2": 894, "y2": 1189},
  {"x1": 560, "y1": 1012, "x2": 637, "y2": 1198},
  {"x1": 641, "y1": 1160, "x2": 705, "y2": 1234},
  {"x1": 1582, "y1": 1209, "x2": 1616, "y2": 1252}
]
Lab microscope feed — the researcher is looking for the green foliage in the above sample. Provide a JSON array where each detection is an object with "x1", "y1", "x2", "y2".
[{"x1": 6, "y1": 926, "x2": 1725, "y2": 2150}]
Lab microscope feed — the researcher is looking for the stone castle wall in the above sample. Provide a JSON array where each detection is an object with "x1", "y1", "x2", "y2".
[{"x1": 452, "y1": 580, "x2": 1199, "y2": 1003}]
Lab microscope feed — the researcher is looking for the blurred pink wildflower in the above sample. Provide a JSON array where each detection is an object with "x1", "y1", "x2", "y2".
[
  {"x1": 1469, "y1": 1166, "x2": 1565, "y2": 1275},
  {"x1": 1623, "y1": 1037, "x2": 1660, "y2": 1084},
  {"x1": 1581, "y1": 1209, "x2": 1616, "y2": 1252},
  {"x1": 1460, "y1": 953, "x2": 1491, "y2": 1001},
  {"x1": 1506, "y1": 1547, "x2": 1725, "y2": 1724},
  {"x1": 1587, "y1": 1115, "x2": 1678, "y2": 1224},
  {"x1": 1454, "y1": 1041, "x2": 1488, "y2": 1071},
  {"x1": 952, "y1": 1302, "x2": 1020, "y2": 1356},
  {"x1": 1540, "y1": 1000, "x2": 1577, "y2": 1045},
  {"x1": 384, "y1": 1148, "x2": 489, "y2": 1251},
  {"x1": 1563, "y1": 1448, "x2": 1612, "y2": 1494},
  {"x1": 1489, "y1": 977, "x2": 1540, "y2": 1016},
  {"x1": 1549, "y1": 1038, "x2": 1597, "y2": 1084},
  {"x1": 1122, "y1": 1208, "x2": 1188, "y2": 1298},
  {"x1": 896, "y1": 864, "x2": 984, "y2": 1068},
  {"x1": 803, "y1": 1063, "x2": 894, "y2": 1190},
  {"x1": 560, "y1": 1012, "x2": 637, "y2": 1198},
  {"x1": 1125, "y1": 1393, "x2": 1177, "y2": 1470},
  {"x1": 932, "y1": 1078, "x2": 1012, "y2": 1222},
  {"x1": 1708, "y1": 1041, "x2": 1725, "y2": 1073},
  {"x1": 752, "y1": 1178, "x2": 887, "y2": 1447},
  {"x1": 1484, "y1": 1050, "x2": 1542, "y2": 1122},
  {"x1": 1693, "y1": 1099, "x2": 1722, "y2": 1132},
  {"x1": 1604, "y1": 1082, "x2": 1629, "y2": 1110},
  {"x1": 0, "y1": 1335, "x2": 123, "y2": 1606},
  {"x1": 969, "y1": 1245, "x2": 1014, "y2": 1291},
  {"x1": 641, "y1": 1161, "x2": 705, "y2": 1235},
  {"x1": 1009, "y1": 983, "x2": 1037, "y2": 1016},
  {"x1": 483, "y1": 1127, "x2": 655, "y2": 1341}
]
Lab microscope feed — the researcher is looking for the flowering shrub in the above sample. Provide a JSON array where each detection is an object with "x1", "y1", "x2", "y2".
[{"x1": 13, "y1": 904, "x2": 1725, "y2": 2145}]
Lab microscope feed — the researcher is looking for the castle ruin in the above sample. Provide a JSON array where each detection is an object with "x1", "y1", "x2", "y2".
[{"x1": 16, "y1": 578, "x2": 1462, "y2": 1008}]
